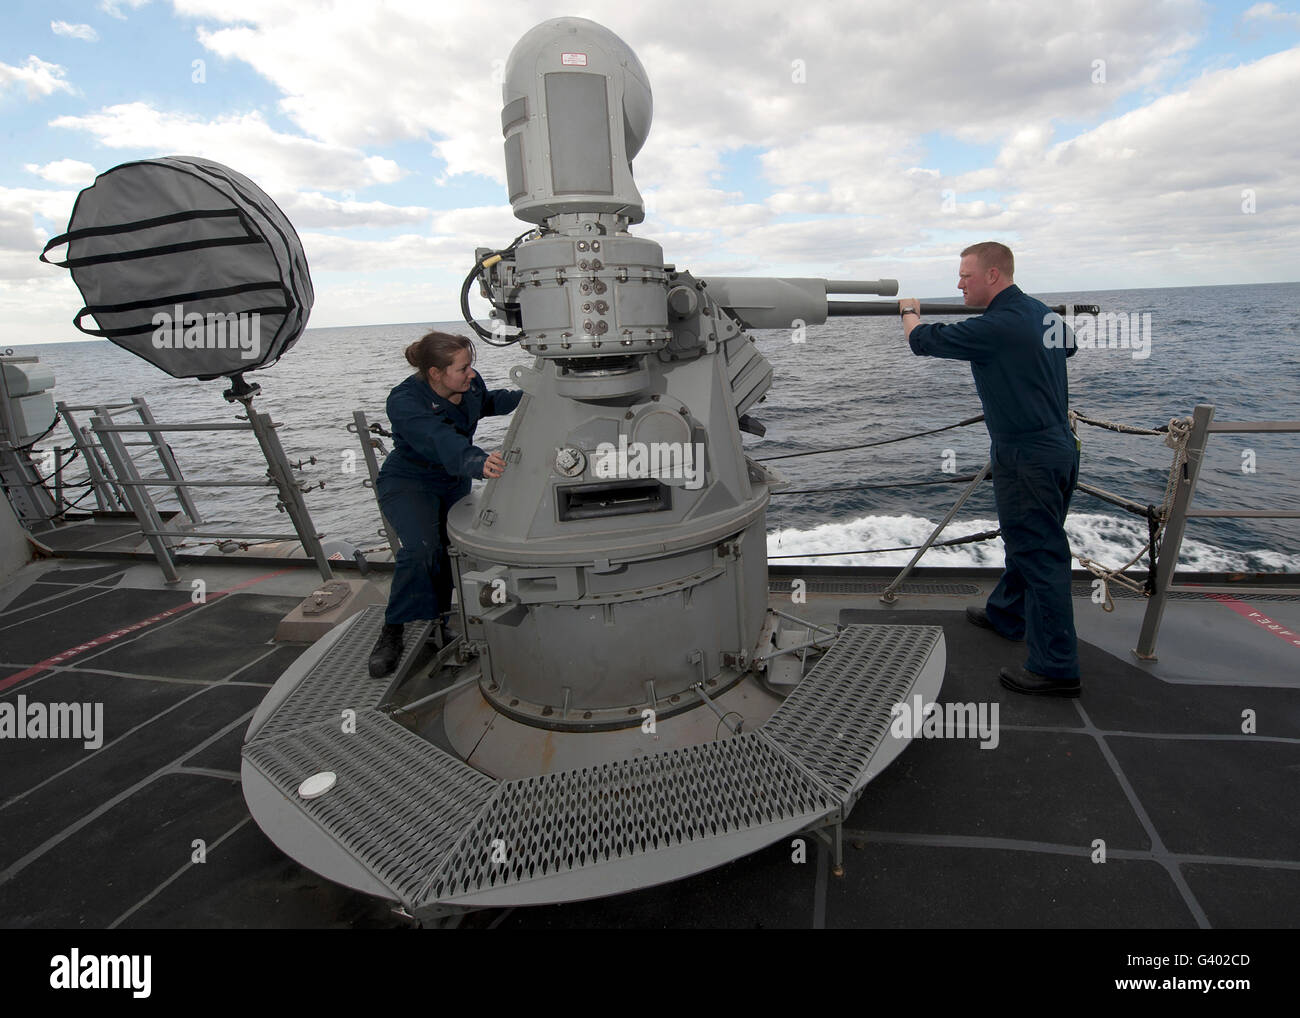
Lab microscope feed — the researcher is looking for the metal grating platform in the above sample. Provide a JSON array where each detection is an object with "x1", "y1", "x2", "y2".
[
  {"x1": 241, "y1": 619, "x2": 943, "y2": 911},
  {"x1": 243, "y1": 709, "x2": 497, "y2": 905},
  {"x1": 250, "y1": 606, "x2": 430, "y2": 741},
  {"x1": 421, "y1": 732, "x2": 837, "y2": 907},
  {"x1": 763, "y1": 624, "x2": 944, "y2": 800}
]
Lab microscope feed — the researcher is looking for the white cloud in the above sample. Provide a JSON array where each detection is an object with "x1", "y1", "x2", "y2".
[
  {"x1": 298, "y1": 278, "x2": 466, "y2": 331},
  {"x1": 276, "y1": 192, "x2": 430, "y2": 229},
  {"x1": 877, "y1": 47, "x2": 1300, "y2": 291},
  {"x1": 100, "y1": 0, "x2": 151, "y2": 20},
  {"x1": 51, "y1": 21, "x2": 99, "y2": 42},
  {"x1": 7, "y1": 0, "x2": 1297, "y2": 331},
  {"x1": 298, "y1": 232, "x2": 468, "y2": 273},
  {"x1": 1243, "y1": 3, "x2": 1300, "y2": 27},
  {"x1": 182, "y1": 1, "x2": 506, "y2": 182},
  {"x1": 428, "y1": 206, "x2": 525, "y2": 242},
  {"x1": 0, "y1": 275, "x2": 93, "y2": 344},
  {"x1": 51, "y1": 104, "x2": 406, "y2": 193},
  {"x1": 24, "y1": 160, "x2": 97, "y2": 187},
  {"x1": 639, "y1": 34, "x2": 1300, "y2": 293},
  {"x1": 0, "y1": 209, "x2": 44, "y2": 257},
  {"x1": 0, "y1": 186, "x2": 82, "y2": 283},
  {"x1": 152, "y1": 1, "x2": 1210, "y2": 259},
  {"x1": 0, "y1": 186, "x2": 81, "y2": 228},
  {"x1": 0, "y1": 56, "x2": 75, "y2": 99}
]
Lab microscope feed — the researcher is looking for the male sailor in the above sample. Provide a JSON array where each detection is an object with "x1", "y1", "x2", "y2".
[{"x1": 899, "y1": 242, "x2": 1082, "y2": 696}]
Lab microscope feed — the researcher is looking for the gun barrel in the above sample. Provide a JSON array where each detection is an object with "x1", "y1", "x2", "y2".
[
  {"x1": 826, "y1": 301, "x2": 1101, "y2": 317},
  {"x1": 696, "y1": 277, "x2": 1099, "y2": 330},
  {"x1": 698, "y1": 277, "x2": 900, "y2": 329},
  {"x1": 824, "y1": 279, "x2": 899, "y2": 297}
]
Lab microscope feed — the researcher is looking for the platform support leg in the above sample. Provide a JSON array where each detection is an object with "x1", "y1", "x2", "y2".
[{"x1": 809, "y1": 820, "x2": 844, "y2": 877}]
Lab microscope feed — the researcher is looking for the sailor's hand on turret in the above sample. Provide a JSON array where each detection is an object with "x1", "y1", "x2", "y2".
[{"x1": 483, "y1": 450, "x2": 506, "y2": 479}]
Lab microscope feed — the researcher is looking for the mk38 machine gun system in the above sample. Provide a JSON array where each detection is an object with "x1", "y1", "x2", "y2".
[{"x1": 240, "y1": 16, "x2": 951, "y2": 921}]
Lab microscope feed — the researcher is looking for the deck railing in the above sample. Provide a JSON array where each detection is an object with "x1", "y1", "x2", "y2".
[
  {"x1": 1135, "y1": 404, "x2": 1300, "y2": 658},
  {"x1": 85, "y1": 402, "x2": 333, "y2": 584}
]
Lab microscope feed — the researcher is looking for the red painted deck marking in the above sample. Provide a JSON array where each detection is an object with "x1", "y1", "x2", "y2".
[
  {"x1": 0, "y1": 567, "x2": 303, "y2": 693},
  {"x1": 1204, "y1": 592, "x2": 1300, "y2": 652}
]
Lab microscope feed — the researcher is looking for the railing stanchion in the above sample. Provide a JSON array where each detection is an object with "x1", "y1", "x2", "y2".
[
  {"x1": 1134, "y1": 403, "x2": 1215, "y2": 660},
  {"x1": 91, "y1": 412, "x2": 180, "y2": 583},
  {"x1": 353, "y1": 411, "x2": 400, "y2": 554}
]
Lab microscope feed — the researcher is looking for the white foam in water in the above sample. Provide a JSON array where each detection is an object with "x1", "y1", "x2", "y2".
[{"x1": 767, "y1": 512, "x2": 1300, "y2": 573}]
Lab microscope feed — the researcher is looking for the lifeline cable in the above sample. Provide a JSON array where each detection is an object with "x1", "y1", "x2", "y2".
[
  {"x1": 755, "y1": 413, "x2": 985, "y2": 462},
  {"x1": 768, "y1": 527, "x2": 1001, "y2": 559},
  {"x1": 771, "y1": 473, "x2": 983, "y2": 497}
]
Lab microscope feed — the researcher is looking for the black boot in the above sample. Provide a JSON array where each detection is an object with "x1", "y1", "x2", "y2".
[{"x1": 368, "y1": 623, "x2": 404, "y2": 678}]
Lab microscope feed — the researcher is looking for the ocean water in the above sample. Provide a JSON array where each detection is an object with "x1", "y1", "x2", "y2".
[{"x1": 13, "y1": 281, "x2": 1300, "y2": 573}]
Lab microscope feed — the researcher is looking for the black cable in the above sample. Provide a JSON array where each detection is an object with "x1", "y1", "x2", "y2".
[
  {"x1": 28, "y1": 447, "x2": 82, "y2": 484},
  {"x1": 759, "y1": 409, "x2": 1168, "y2": 467},
  {"x1": 460, "y1": 228, "x2": 537, "y2": 346},
  {"x1": 771, "y1": 473, "x2": 983, "y2": 496},
  {"x1": 9, "y1": 412, "x2": 62, "y2": 452},
  {"x1": 460, "y1": 260, "x2": 510, "y2": 344},
  {"x1": 767, "y1": 527, "x2": 1001, "y2": 559},
  {"x1": 59, "y1": 487, "x2": 99, "y2": 512},
  {"x1": 0, "y1": 479, "x2": 97, "y2": 523},
  {"x1": 755, "y1": 414, "x2": 985, "y2": 462}
]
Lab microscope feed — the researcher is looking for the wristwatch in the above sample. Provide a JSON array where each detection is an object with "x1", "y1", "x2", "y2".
[{"x1": 900, "y1": 307, "x2": 919, "y2": 316}]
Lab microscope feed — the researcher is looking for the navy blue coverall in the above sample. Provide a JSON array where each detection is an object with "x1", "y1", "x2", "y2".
[
  {"x1": 377, "y1": 372, "x2": 523, "y2": 626},
  {"x1": 908, "y1": 285, "x2": 1081, "y2": 679}
]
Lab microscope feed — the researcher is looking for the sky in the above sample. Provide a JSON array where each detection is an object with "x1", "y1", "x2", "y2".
[{"x1": 1, "y1": 0, "x2": 1298, "y2": 344}]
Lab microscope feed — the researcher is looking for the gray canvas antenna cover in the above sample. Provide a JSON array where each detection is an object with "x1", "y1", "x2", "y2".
[{"x1": 41, "y1": 156, "x2": 314, "y2": 380}]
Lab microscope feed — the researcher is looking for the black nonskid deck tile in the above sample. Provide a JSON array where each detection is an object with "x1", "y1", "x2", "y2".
[
  {"x1": 1080, "y1": 663, "x2": 1300, "y2": 738},
  {"x1": 118, "y1": 821, "x2": 406, "y2": 929},
  {"x1": 0, "y1": 670, "x2": 199, "y2": 803},
  {"x1": 839, "y1": 609, "x2": 1085, "y2": 728},
  {"x1": 822, "y1": 840, "x2": 1198, "y2": 928},
  {"x1": 225, "y1": 643, "x2": 310, "y2": 686},
  {"x1": 0, "y1": 773, "x2": 248, "y2": 928},
  {"x1": 0, "y1": 683, "x2": 265, "y2": 873},
  {"x1": 0, "y1": 580, "x2": 122, "y2": 621},
  {"x1": 31, "y1": 564, "x2": 130, "y2": 586},
  {"x1": 0, "y1": 588, "x2": 197, "y2": 669},
  {"x1": 1180, "y1": 862, "x2": 1300, "y2": 929},
  {"x1": 1105, "y1": 735, "x2": 1300, "y2": 861},
  {"x1": 84, "y1": 593, "x2": 305, "y2": 681},
  {"x1": 181, "y1": 725, "x2": 246, "y2": 773},
  {"x1": 35, "y1": 521, "x2": 148, "y2": 552},
  {"x1": 840, "y1": 607, "x2": 1300, "y2": 737},
  {"x1": 848, "y1": 728, "x2": 1152, "y2": 850}
]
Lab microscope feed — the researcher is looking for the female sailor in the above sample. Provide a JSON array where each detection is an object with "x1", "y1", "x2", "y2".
[{"x1": 368, "y1": 331, "x2": 523, "y2": 677}]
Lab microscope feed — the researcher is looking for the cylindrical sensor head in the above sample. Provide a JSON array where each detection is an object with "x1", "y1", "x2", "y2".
[{"x1": 502, "y1": 17, "x2": 652, "y2": 225}]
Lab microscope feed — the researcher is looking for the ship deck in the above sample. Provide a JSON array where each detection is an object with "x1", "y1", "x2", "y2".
[{"x1": 0, "y1": 547, "x2": 1297, "y2": 930}]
